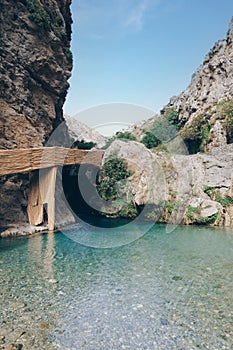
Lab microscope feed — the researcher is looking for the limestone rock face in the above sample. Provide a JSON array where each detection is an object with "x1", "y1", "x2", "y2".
[
  {"x1": 0, "y1": 0, "x2": 73, "y2": 233},
  {"x1": 166, "y1": 17, "x2": 233, "y2": 130},
  {"x1": 0, "y1": 0, "x2": 72, "y2": 149},
  {"x1": 64, "y1": 115, "x2": 107, "y2": 148},
  {"x1": 104, "y1": 140, "x2": 233, "y2": 227}
]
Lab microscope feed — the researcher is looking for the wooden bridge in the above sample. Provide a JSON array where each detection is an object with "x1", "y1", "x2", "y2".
[{"x1": 0, "y1": 147, "x2": 105, "y2": 231}]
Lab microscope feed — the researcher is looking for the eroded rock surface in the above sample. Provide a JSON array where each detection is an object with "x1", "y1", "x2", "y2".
[
  {"x1": 104, "y1": 140, "x2": 233, "y2": 227},
  {"x1": 167, "y1": 17, "x2": 233, "y2": 127},
  {"x1": 64, "y1": 114, "x2": 107, "y2": 148},
  {"x1": 0, "y1": 0, "x2": 73, "y2": 234}
]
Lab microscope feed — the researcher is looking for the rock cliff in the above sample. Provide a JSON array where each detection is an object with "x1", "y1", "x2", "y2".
[
  {"x1": 166, "y1": 17, "x2": 233, "y2": 151},
  {"x1": 127, "y1": 18, "x2": 233, "y2": 153},
  {"x1": 0, "y1": 0, "x2": 73, "y2": 234},
  {"x1": 102, "y1": 18, "x2": 233, "y2": 227},
  {"x1": 0, "y1": 0, "x2": 72, "y2": 149},
  {"x1": 167, "y1": 17, "x2": 233, "y2": 127},
  {"x1": 64, "y1": 115, "x2": 107, "y2": 148},
  {"x1": 104, "y1": 140, "x2": 233, "y2": 227}
]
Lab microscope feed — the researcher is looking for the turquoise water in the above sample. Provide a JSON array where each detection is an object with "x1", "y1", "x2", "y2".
[{"x1": 1, "y1": 223, "x2": 233, "y2": 349}]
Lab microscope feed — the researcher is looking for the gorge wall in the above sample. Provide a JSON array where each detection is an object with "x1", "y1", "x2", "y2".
[
  {"x1": 103, "y1": 18, "x2": 233, "y2": 227},
  {"x1": 166, "y1": 17, "x2": 233, "y2": 151},
  {"x1": 167, "y1": 17, "x2": 233, "y2": 127},
  {"x1": 104, "y1": 140, "x2": 233, "y2": 227},
  {"x1": 128, "y1": 18, "x2": 233, "y2": 153},
  {"x1": 0, "y1": 0, "x2": 73, "y2": 234}
]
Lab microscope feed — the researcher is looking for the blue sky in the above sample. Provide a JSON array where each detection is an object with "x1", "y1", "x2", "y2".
[{"x1": 64, "y1": 0, "x2": 232, "y2": 130}]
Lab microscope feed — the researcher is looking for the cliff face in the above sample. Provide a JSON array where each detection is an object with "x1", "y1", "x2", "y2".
[
  {"x1": 0, "y1": 0, "x2": 73, "y2": 234},
  {"x1": 127, "y1": 18, "x2": 233, "y2": 152},
  {"x1": 64, "y1": 115, "x2": 107, "y2": 148},
  {"x1": 104, "y1": 140, "x2": 233, "y2": 227},
  {"x1": 101, "y1": 19, "x2": 233, "y2": 227},
  {"x1": 166, "y1": 17, "x2": 233, "y2": 151},
  {"x1": 167, "y1": 17, "x2": 233, "y2": 126},
  {"x1": 0, "y1": 0, "x2": 72, "y2": 149}
]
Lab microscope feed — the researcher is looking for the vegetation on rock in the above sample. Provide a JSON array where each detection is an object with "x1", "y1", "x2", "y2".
[
  {"x1": 195, "y1": 212, "x2": 219, "y2": 225},
  {"x1": 103, "y1": 131, "x2": 136, "y2": 149},
  {"x1": 139, "y1": 108, "x2": 180, "y2": 150},
  {"x1": 186, "y1": 205, "x2": 201, "y2": 220},
  {"x1": 19, "y1": 0, "x2": 71, "y2": 50},
  {"x1": 72, "y1": 140, "x2": 96, "y2": 150},
  {"x1": 115, "y1": 131, "x2": 137, "y2": 141},
  {"x1": 216, "y1": 100, "x2": 233, "y2": 143},
  {"x1": 141, "y1": 131, "x2": 160, "y2": 149},
  {"x1": 180, "y1": 114, "x2": 211, "y2": 153},
  {"x1": 97, "y1": 157, "x2": 137, "y2": 218},
  {"x1": 204, "y1": 187, "x2": 233, "y2": 206}
]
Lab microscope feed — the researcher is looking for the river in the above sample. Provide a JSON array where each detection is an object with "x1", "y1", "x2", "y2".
[{"x1": 0, "y1": 222, "x2": 233, "y2": 349}]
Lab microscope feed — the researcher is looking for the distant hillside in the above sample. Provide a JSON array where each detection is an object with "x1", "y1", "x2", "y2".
[
  {"x1": 64, "y1": 115, "x2": 106, "y2": 148},
  {"x1": 123, "y1": 17, "x2": 233, "y2": 154}
]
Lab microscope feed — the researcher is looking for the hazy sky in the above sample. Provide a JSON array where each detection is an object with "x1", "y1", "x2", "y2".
[{"x1": 64, "y1": 0, "x2": 232, "y2": 132}]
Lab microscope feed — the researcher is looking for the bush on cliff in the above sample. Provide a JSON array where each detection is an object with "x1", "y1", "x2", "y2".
[
  {"x1": 216, "y1": 100, "x2": 233, "y2": 144},
  {"x1": 180, "y1": 114, "x2": 211, "y2": 153},
  {"x1": 97, "y1": 157, "x2": 137, "y2": 218}
]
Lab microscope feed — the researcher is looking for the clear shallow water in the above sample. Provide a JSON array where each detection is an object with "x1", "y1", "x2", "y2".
[{"x1": 1, "y1": 223, "x2": 233, "y2": 349}]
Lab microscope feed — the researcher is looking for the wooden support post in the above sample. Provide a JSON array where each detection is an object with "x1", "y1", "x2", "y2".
[{"x1": 27, "y1": 167, "x2": 57, "y2": 231}]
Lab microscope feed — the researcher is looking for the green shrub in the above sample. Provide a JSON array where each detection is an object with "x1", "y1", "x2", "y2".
[
  {"x1": 152, "y1": 143, "x2": 169, "y2": 152},
  {"x1": 216, "y1": 100, "x2": 233, "y2": 143},
  {"x1": 204, "y1": 187, "x2": 233, "y2": 206},
  {"x1": 141, "y1": 110, "x2": 179, "y2": 150},
  {"x1": 20, "y1": 0, "x2": 67, "y2": 42},
  {"x1": 115, "y1": 199, "x2": 138, "y2": 219},
  {"x1": 115, "y1": 131, "x2": 137, "y2": 141},
  {"x1": 215, "y1": 194, "x2": 233, "y2": 206},
  {"x1": 152, "y1": 116, "x2": 178, "y2": 143},
  {"x1": 162, "y1": 107, "x2": 179, "y2": 126},
  {"x1": 97, "y1": 158, "x2": 132, "y2": 201},
  {"x1": 97, "y1": 158, "x2": 138, "y2": 218},
  {"x1": 180, "y1": 114, "x2": 210, "y2": 153},
  {"x1": 162, "y1": 200, "x2": 180, "y2": 214},
  {"x1": 196, "y1": 212, "x2": 219, "y2": 225},
  {"x1": 204, "y1": 187, "x2": 215, "y2": 197},
  {"x1": 72, "y1": 140, "x2": 96, "y2": 150},
  {"x1": 141, "y1": 131, "x2": 160, "y2": 149},
  {"x1": 186, "y1": 205, "x2": 201, "y2": 220},
  {"x1": 21, "y1": 0, "x2": 51, "y2": 30}
]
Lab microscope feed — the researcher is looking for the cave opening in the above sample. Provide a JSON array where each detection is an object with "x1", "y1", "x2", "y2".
[{"x1": 62, "y1": 164, "x2": 134, "y2": 228}]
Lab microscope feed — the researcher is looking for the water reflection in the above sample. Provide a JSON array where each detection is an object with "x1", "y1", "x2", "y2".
[
  {"x1": 27, "y1": 232, "x2": 56, "y2": 281},
  {"x1": 43, "y1": 233, "x2": 55, "y2": 281}
]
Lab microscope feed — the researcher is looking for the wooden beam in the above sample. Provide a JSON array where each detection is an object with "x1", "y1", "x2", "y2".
[
  {"x1": 27, "y1": 167, "x2": 57, "y2": 231},
  {"x1": 0, "y1": 147, "x2": 104, "y2": 176}
]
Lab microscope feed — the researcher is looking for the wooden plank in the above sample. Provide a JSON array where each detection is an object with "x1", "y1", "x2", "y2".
[
  {"x1": 0, "y1": 148, "x2": 104, "y2": 175},
  {"x1": 27, "y1": 167, "x2": 57, "y2": 231}
]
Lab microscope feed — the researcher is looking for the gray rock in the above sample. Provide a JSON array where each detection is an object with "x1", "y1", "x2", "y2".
[
  {"x1": 166, "y1": 17, "x2": 233, "y2": 136},
  {"x1": 64, "y1": 115, "x2": 107, "y2": 148},
  {"x1": 104, "y1": 140, "x2": 233, "y2": 226}
]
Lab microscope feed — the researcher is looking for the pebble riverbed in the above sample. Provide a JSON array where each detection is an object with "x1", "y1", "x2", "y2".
[{"x1": 0, "y1": 223, "x2": 233, "y2": 349}]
